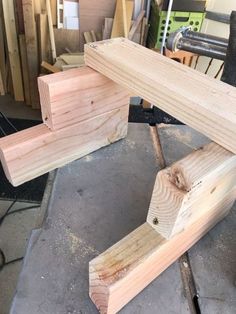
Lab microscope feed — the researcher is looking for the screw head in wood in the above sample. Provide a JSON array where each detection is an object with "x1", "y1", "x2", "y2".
[{"x1": 153, "y1": 217, "x2": 159, "y2": 225}]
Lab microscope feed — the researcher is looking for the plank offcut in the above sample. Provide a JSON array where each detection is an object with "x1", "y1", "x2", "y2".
[
  {"x1": 84, "y1": 38, "x2": 236, "y2": 155},
  {"x1": 38, "y1": 67, "x2": 130, "y2": 130},
  {"x1": 0, "y1": 106, "x2": 129, "y2": 186}
]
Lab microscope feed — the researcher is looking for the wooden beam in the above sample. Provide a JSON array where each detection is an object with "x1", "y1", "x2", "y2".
[
  {"x1": 37, "y1": 13, "x2": 51, "y2": 64},
  {"x1": 2, "y1": 0, "x2": 24, "y2": 101},
  {"x1": 84, "y1": 31, "x2": 93, "y2": 44},
  {"x1": 147, "y1": 142, "x2": 236, "y2": 238},
  {"x1": 128, "y1": 9, "x2": 145, "y2": 40},
  {"x1": 89, "y1": 187, "x2": 236, "y2": 314},
  {"x1": 85, "y1": 38, "x2": 236, "y2": 155},
  {"x1": 0, "y1": 106, "x2": 129, "y2": 186},
  {"x1": 38, "y1": 67, "x2": 130, "y2": 130},
  {"x1": 46, "y1": 0, "x2": 57, "y2": 61},
  {"x1": 41, "y1": 61, "x2": 60, "y2": 73},
  {"x1": 22, "y1": 0, "x2": 39, "y2": 107},
  {"x1": 19, "y1": 34, "x2": 31, "y2": 105},
  {"x1": 0, "y1": 15, "x2": 6, "y2": 92},
  {"x1": 102, "y1": 18, "x2": 113, "y2": 40},
  {"x1": 111, "y1": 0, "x2": 134, "y2": 38},
  {"x1": 0, "y1": 69, "x2": 5, "y2": 95}
]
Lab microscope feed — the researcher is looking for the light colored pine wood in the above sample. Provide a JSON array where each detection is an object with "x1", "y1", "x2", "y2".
[
  {"x1": 38, "y1": 67, "x2": 130, "y2": 130},
  {"x1": 128, "y1": 9, "x2": 145, "y2": 40},
  {"x1": 147, "y1": 142, "x2": 236, "y2": 238},
  {"x1": 91, "y1": 30, "x2": 97, "y2": 42},
  {"x1": 122, "y1": 0, "x2": 128, "y2": 37},
  {"x1": 0, "y1": 69, "x2": 5, "y2": 95},
  {"x1": 2, "y1": 0, "x2": 24, "y2": 101},
  {"x1": 0, "y1": 16, "x2": 6, "y2": 92},
  {"x1": 0, "y1": 106, "x2": 129, "y2": 186},
  {"x1": 59, "y1": 53, "x2": 84, "y2": 65},
  {"x1": 102, "y1": 18, "x2": 113, "y2": 40},
  {"x1": 46, "y1": 0, "x2": 57, "y2": 61},
  {"x1": 33, "y1": 0, "x2": 41, "y2": 14},
  {"x1": 37, "y1": 13, "x2": 51, "y2": 64},
  {"x1": 22, "y1": 0, "x2": 39, "y2": 107},
  {"x1": 85, "y1": 38, "x2": 236, "y2": 155},
  {"x1": 89, "y1": 189, "x2": 236, "y2": 314},
  {"x1": 84, "y1": 32, "x2": 93, "y2": 43},
  {"x1": 50, "y1": 0, "x2": 57, "y2": 25},
  {"x1": 19, "y1": 35, "x2": 31, "y2": 105},
  {"x1": 111, "y1": 0, "x2": 134, "y2": 38},
  {"x1": 41, "y1": 61, "x2": 60, "y2": 73}
]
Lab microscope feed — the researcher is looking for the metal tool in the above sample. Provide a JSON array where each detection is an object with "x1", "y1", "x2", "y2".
[{"x1": 166, "y1": 26, "x2": 228, "y2": 60}]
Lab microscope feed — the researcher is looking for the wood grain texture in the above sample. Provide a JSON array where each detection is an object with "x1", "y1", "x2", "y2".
[
  {"x1": 37, "y1": 13, "x2": 51, "y2": 64},
  {"x1": 46, "y1": 0, "x2": 57, "y2": 61},
  {"x1": 54, "y1": 29, "x2": 80, "y2": 56},
  {"x1": 147, "y1": 142, "x2": 236, "y2": 238},
  {"x1": 2, "y1": 0, "x2": 24, "y2": 101},
  {"x1": 111, "y1": 0, "x2": 134, "y2": 38},
  {"x1": 79, "y1": 0, "x2": 116, "y2": 51},
  {"x1": 89, "y1": 189, "x2": 235, "y2": 314},
  {"x1": 38, "y1": 67, "x2": 130, "y2": 130},
  {"x1": 0, "y1": 106, "x2": 129, "y2": 186},
  {"x1": 102, "y1": 18, "x2": 114, "y2": 40},
  {"x1": 85, "y1": 38, "x2": 236, "y2": 154},
  {"x1": 22, "y1": 0, "x2": 39, "y2": 107},
  {"x1": 128, "y1": 9, "x2": 145, "y2": 40},
  {"x1": 19, "y1": 34, "x2": 31, "y2": 105}
]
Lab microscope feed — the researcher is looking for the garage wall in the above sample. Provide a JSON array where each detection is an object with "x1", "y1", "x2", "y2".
[{"x1": 195, "y1": 0, "x2": 236, "y2": 77}]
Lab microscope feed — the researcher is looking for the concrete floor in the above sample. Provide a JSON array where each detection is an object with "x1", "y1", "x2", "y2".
[{"x1": 0, "y1": 200, "x2": 41, "y2": 314}]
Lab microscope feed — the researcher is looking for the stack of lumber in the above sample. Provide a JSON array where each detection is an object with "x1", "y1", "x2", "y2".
[
  {"x1": 0, "y1": 0, "x2": 81, "y2": 108},
  {"x1": 0, "y1": 66, "x2": 130, "y2": 186},
  {"x1": 83, "y1": 0, "x2": 149, "y2": 46}
]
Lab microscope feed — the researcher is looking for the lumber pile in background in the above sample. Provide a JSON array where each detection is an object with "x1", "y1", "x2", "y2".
[
  {"x1": 0, "y1": 66, "x2": 130, "y2": 186},
  {"x1": 83, "y1": 0, "x2": 149, "y2": 46},
  {"x1": 0, "y1": 0, "x2": 148, "y2": 108}
]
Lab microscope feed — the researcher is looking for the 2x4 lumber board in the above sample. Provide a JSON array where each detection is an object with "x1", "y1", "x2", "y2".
[
  {"x1": 38, "y1": 67, "x2": 130, "y2": 130},
  {"x1": 128, "y1": 9, "x2": 145, "y2": 40},
  {"x1": 46, "y1": 0, "x2": 57, "y2": 61},
  {"x1": 37, "y1": 13, "x2": 51, "y2": 64},
  {"x1": 111, "y1": 0, "x2": 134, "y2": 38},
  {"x1": 0, "y1": 70, "x2": 5, "y2": 95},
  {"x1": 0, "y1": 106, "x2": 129, "y2": 186},
  {"x1": 0, "y1": 16, "x2": 6, "y2": 91},
  {"x1": 147, "y1": 142, "x2": 236, "y2": 239},
  {"x1": 22, "y1": 0, "x2": 39, "y2": 107},
  {"x1": 102, "y1": 18, "x2": 114, "y2": 40},
  {"x1": 2, "y1": 0, "x2": 24, "y2": 101},
  {"x1": 19, "y1": 34, "x2": 31, "y2": 105},
  {"x1": 89, "y1": 189, "x2": 236, "y2": 314},
  {"x1": 41, "y1": 61, "x2": 60, "y2": 73},
  {"x1": 85, "y1": 38, "x2": 236, "y2": 155}
]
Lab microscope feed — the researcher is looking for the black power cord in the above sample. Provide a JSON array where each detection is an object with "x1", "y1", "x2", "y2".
[{"x1": 0, "y1": 199, "x2": 40, "y2": 272}]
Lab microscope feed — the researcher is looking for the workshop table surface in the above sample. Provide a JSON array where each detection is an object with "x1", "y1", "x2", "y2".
[{"x1": 10, "y1": 123, "x2": 236, "y2": 314}]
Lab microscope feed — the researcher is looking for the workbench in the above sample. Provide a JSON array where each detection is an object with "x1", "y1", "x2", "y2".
[{"x1": 11, "y1": 123, "x2": 236, "y2": 314}]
